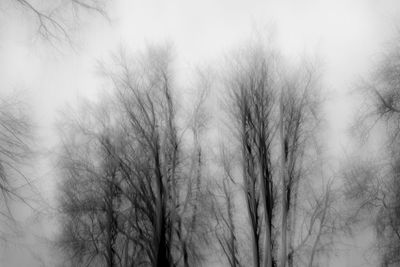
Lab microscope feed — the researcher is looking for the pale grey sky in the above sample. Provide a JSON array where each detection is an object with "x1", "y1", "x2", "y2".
[{"x1": 1, "y1": 0, "x2": 400, "y2": 266}]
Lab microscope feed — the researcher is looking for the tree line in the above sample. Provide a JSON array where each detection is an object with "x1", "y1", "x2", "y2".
[{"x1": 53, "y1": 43, "x2": 349, "y2": 267}]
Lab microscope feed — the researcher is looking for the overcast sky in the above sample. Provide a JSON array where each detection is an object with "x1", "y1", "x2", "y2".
[{"x1": 1, "y1": 0, "x2": 400, "y2": 266}]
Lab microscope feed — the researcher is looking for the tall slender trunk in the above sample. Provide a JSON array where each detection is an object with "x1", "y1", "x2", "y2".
[
  {"x1": 259, "y1": 141, "x2": 272, "y2": 267},
  {"x1": 106, "y1": 194, "x2": 115, "y2": 267},
  {"x1": 183, "y1": 241, "x2": 189, "y2": 267},
  {"x1": 261, "y1": 190, "x2": 273, "y2": 267},
  {"x1": 228, "y1": 208, "x2": 237, "y2": 267},
  {"x1": 244, "y1": 156, "x2": 261, "y2": 267},
  {"x1": 223, "y1": 180, "x2": 238, "y2": 267},
  {"x1": 124, "y1": 231, "x2": 130, "y2": 267},
  {"x1": 154, "y1": 140, "x2": 171, "y2": 267},
  {"x1": 156, "y1": 211, "x2": 170, "y2": 267},
  {"x1": 308, "y1": 191, "x2": 329, "y2": 267},
  {"x1": 279, "y1": 93, "x2": 288, "y2": 267},
  {"x1": 105, "y1": 162, "x2": 117, "y2": 267},
  {"x1": 288, "y1": 174, "x2": 299, "y2": 267},
  {"x1": 241, "y1": 94, "x2": 260, "y2": 267}
]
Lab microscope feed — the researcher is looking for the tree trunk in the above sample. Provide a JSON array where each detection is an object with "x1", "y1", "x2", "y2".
[{"x1": 279, "y1": 93, "x2": 288, "y2": 267}]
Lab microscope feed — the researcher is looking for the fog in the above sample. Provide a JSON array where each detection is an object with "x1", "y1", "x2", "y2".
[{"x1": 1, "y1": 0, "x2": 400, "y2": 266}]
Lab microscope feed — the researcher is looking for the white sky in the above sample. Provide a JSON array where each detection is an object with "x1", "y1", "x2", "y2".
[{"x1": 1, "y1": 0, "x2": 400, "y2": 266}]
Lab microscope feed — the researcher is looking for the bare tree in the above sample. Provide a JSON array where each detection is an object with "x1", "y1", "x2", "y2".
[
  {"x1": 347, "y1": 36, "x2": 400, "y2": 266},
  {"x1": 211, "y1": 144, "x2": 241, "y2": 267},
  {"x1": 8, "y1": 0, "x2": 108, "y2": 43},
  {"x1": 225, "y1": 45, "x2": 277, "y2": 267},
  {"x1": 56, "y1": 45, "x2": 212, "y2": 267},
  {"x1": 175, "y1": 73, "x2": 211, "y2": 267},
  {"x1": 224, "y1": 44, "x2": 334, "y2": 267},
  {"x1": 57, "y1": 101, "x2": 123, "y2": 267},
  {"x1": 109, "y1": 46, "x2": 180, "y2": 267},
  {"x1": 0, "y1": 93, "x2": 34, "y2": 238},
  {"x1": 344, "y1": 144, "x2": 400, "y2": 266},
  {"x1": 278, "y1": 63, "x2": 320, "y2": 267}
]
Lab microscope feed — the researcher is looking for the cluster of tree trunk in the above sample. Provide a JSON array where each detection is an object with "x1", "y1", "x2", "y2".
[
  {"x1": 57, "y1": 46, "x2": 210, "y2": 267},
  {"x1": 217, "y1": 46, "x2": 341, "y2": 267},
  {"x1": 56, "y1": 44, "x2": 345, "y2": 267}
]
